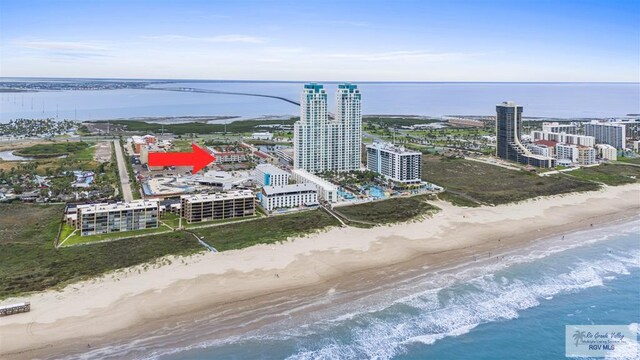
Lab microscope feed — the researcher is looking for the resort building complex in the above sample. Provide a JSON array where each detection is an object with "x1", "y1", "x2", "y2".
[
  {"x1": 180, "y1": 191, "x2": 255, "y2": 223},
  {"x1": 291, "y1": 169, "x2": 338, "y2": 203},
  {"x1": 68, "y1": 199, "x2": 160, "y2": 236},
  {"x1": 584, "y1": 121, "x2": 626, "y2": 149},
  {"x1": 366, "y1": 142, "x2": 422, "y2": 184},
  {"x1": 255, "y1": 164, "x2": 291, "y2": 187},
  {"x1": 496, "y1": 101, "x2": 555, "y2": 168},
  {"x1": 260, "y1": 183, "x2": 318, "y2": 211},
  {"x1": 531, "y1": 130, "x2": 595, "y2": 147},
  {"x1": 294, "y1": 83, "x2": 362, "y2": 173}
]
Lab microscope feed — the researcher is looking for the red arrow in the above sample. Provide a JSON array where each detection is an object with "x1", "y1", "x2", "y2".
[{"x1": 148, "y1": 143, "x2": 216, "y2": 174}]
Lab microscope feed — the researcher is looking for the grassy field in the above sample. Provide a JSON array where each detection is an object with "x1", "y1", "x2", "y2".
[
  {"x1": 363, "y1": 116, "x2": 441, "y2": 127},
  {"x1": 616, "y1": 157, "x2": 640, "y2": 165},
  {"x1": 97, "y1": 118, "x2": 298, "y2": 135},
  {"x1": 0, "y1": 203, "x2": 204, "y2": 299},
  {"x1": 561, "y1": 163, "x2": 640, "y2": 186},
  {"x1": 422, "y1": 156, "x2": 600, "y2": 205},
  {"x1": 334, "y1": 195, "x2": 439, "y2": 225},
  {"x1": 59, "y1": 225, "x2": 172, "y2": 247},
  {"x1": 13, "y1": 141, "x2": 91, "y2": 158},
  {"x1": 192, "y1": 209, "x2": 340, "y2": 251},
  {"x1": 160, "y1": 212, "x2": 260, "y2": 229}
]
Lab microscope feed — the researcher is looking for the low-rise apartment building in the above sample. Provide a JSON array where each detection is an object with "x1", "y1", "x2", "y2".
[
  {"x1": 260, "y1": 183, "x2": 318, "y2": 211},
  {"x1": 70, "y1": 199, "x2": 160, "y2": 236},
  {"x1": 255, "y1": 164, "x2": 291, "y2": 187},
  {"x1": 180, "y1": 191, "x2": 255, "y2": 223},
  {"x1": 290, "y1": 169, "x2": 338, "y2": 203}
]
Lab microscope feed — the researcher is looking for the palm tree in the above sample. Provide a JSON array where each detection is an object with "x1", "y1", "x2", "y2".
[{"x1": 572, "y1": 330, "x2": 586, "y2": 347}]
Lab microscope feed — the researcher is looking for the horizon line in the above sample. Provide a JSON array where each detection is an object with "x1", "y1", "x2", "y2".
[{"x1": 1, "y1": 76, "x2": 639, "y2": 85}]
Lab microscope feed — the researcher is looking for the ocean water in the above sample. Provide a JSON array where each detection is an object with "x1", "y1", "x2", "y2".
[
  {"x1": 1, "y1": 81, "x2": 639, "y2": 122},
  {"x1": 70, "y1": 218, "x2": 640, "y2": 360}
]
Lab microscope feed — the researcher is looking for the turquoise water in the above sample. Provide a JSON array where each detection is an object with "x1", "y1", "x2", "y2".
[
  {"x1": 368, "y1": 186, "x2": 386, "y2": 199},
  {"x1": 161, "y1": 221, "x2": 639, "y2": 360},
  {"x1": 67, "y1": 219, "x2": 640, "y2": 360}
]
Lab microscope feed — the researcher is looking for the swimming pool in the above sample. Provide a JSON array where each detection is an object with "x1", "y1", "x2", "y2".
[{"x1": 367, "y1": 186, "x2": 387, "y2": 199}]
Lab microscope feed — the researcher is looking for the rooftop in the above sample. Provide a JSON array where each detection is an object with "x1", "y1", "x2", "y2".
[
  {"x1": 367, "y1": 142, "x2": 421, "y2": 155},
  {"x1": 256, "y1": 164, "x2": 289, "y2": 176},
  {"x1": 262, "y1": 183, "x2": 316, "y2": 196},
  {"x1": 76, "y1": 199, "x2": 159, "y2": 214},
  {"x1": 534, "y1": 140, "x2": 559, "y2": 147},
  {"x1": 291, "y1": 169, "x2": 338, "y2": 191},
  {"x1": 181, "y1": 190, "x2": 254, "y2": 202}
]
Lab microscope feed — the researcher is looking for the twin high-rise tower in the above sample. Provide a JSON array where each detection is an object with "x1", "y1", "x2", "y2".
[{"x1": 294, "y1": 84, "x2": 362, "y2": 173}]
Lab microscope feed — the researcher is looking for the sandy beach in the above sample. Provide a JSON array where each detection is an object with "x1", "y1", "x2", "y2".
[{"x1": 1, "y1": 184, "x2": 638, "y2": 359}]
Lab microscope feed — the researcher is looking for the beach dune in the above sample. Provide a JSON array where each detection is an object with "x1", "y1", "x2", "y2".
[{"x1": 0, "y1": 184, "x2": 638, "y2": 359}]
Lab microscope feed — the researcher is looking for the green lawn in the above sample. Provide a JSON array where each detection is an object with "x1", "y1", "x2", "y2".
[
  {"x1": 422, "y1": 155, "x2": 600, "y2": 206},
  {"x1": 59, "y1": 225, "x2": 172, "y2": 247},
  {"x1": 192, "y1": 209, "x2": 340, "y2": 251},
  {"x1": 160, "y1": 212, "x2": 261, "y2": 229},
  {"x1": 0, "y1": 203, "x2": 204, "y2": 299},
  {"x1": 561, "y1": 164, "x2": 640, "y2": 186},
  {"x1": 13, "y1": 141, "x2": 91, "y2": 158},
  {"x1": 334, "y1": 195, "x2": 439, "y2": 224}
]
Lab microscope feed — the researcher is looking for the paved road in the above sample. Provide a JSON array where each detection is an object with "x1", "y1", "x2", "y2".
[{"x1": 113, "y1": 139, "x2": 134, "y2": 202}]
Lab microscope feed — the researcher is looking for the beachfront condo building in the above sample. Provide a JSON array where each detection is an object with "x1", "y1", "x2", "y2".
[
  {"x1": 556, "y1": 144, "x2": 597, "y2": 165},
  {"x1": 584, "y1": 121, "x2": 626, "y2": 149},
  {"x1": 366, "y1": 142, "x2": 422, "y2": 184},
  {"x1": 294, "y1": 83, "x2": 362, "y2": 173},
  {"x1": 496, "y1": 101, "x2": 555, "y2": 168},
  {"x1": 595, "y1": 144, "x2": 617, "y2": 161},
  {"x1": 255, "y1": 164, "x2": 291, "y2": 187},
  {"x1": 180, "y1": 191, "x2": 255, "y2": 223},
  {"x1": 260, "y1": 183, "x2": 318, "y2": 211},
  {"x1": 291, "y1": 169, "x2": 338, "y2": 203},
  {"x1": 73, "y1": 200, "x2": 160, "y2": 236}
]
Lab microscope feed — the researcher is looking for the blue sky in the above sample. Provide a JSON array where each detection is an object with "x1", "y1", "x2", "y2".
[{"x1": 1, "y1": 0, "x2": 638, "y2": 81}]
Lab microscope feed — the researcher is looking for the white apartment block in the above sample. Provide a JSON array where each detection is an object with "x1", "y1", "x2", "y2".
[
  {"x1": 527, "y1": 143, "x2": 553, "y2": 158},
  {"x1": 366, "y1": 142, "x2": 422, "y2": 184},
  {"x1": 180, "y1": 191, "x2": 255, "y2": 223},
  {"x1": 260, "y1": 183, "x2": 318, "y2": 211},
  {"x1": 208, "y1": 148, "x2": 247, "y2": 163},
  {"x1": 578, "y1": 147, "x2": 597, "y2": 165},
  {"x1": 291, "y1": 169, "x2": 338, "y2": 203},
  {"x1": 72, "y1": 199, "x2": 160, "y2": 236},
  {"x1": 556, "y1": 144, "x2": 579, "y2": 163},
  {"x1": 595, "y1": 144, "x2": 617, "y2": 161},
  {"x1": 584, "y1": 121, "x2": 626, "y2": 149},
  {"x1": 531, "y1": 131, "x2": 595, "y2": 147},
  {"x1": 252, "y1": 132, "x2": 273, "y2": 140},
  {"x1": 294, "y1": 83, "x2": 362, "y2": 173},
  {"x1": 255, "y1": 164, "x2": 290, "y2": 187},
  {"x1": 542, "y1": 122, "x2": 577, "y2": 134}
]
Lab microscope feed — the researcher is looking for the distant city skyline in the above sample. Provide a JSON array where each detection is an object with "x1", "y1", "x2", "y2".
[{"x1": 1, "y1": 0, "x2": 639, "y2": 82}]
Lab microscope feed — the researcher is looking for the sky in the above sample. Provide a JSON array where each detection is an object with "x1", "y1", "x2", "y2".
[{"x1": 1, "y1": 0, "x2": 639, "y2": 82}]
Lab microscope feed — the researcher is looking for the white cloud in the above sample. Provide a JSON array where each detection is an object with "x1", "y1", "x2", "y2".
[
  {"x1": 141, "y1": 34, "x2": 268, "y2": 44},
  {"x1": 12, "y1": 40, "x2": 109, "y2": 51},
  {"x1": 324, "y1": 50, "x2": 475, "y2": 62}
]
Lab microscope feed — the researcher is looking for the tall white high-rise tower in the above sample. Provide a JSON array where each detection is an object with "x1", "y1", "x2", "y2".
[{"x1": 294, "y1": 83, "x2": 362, "y2": 173}]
